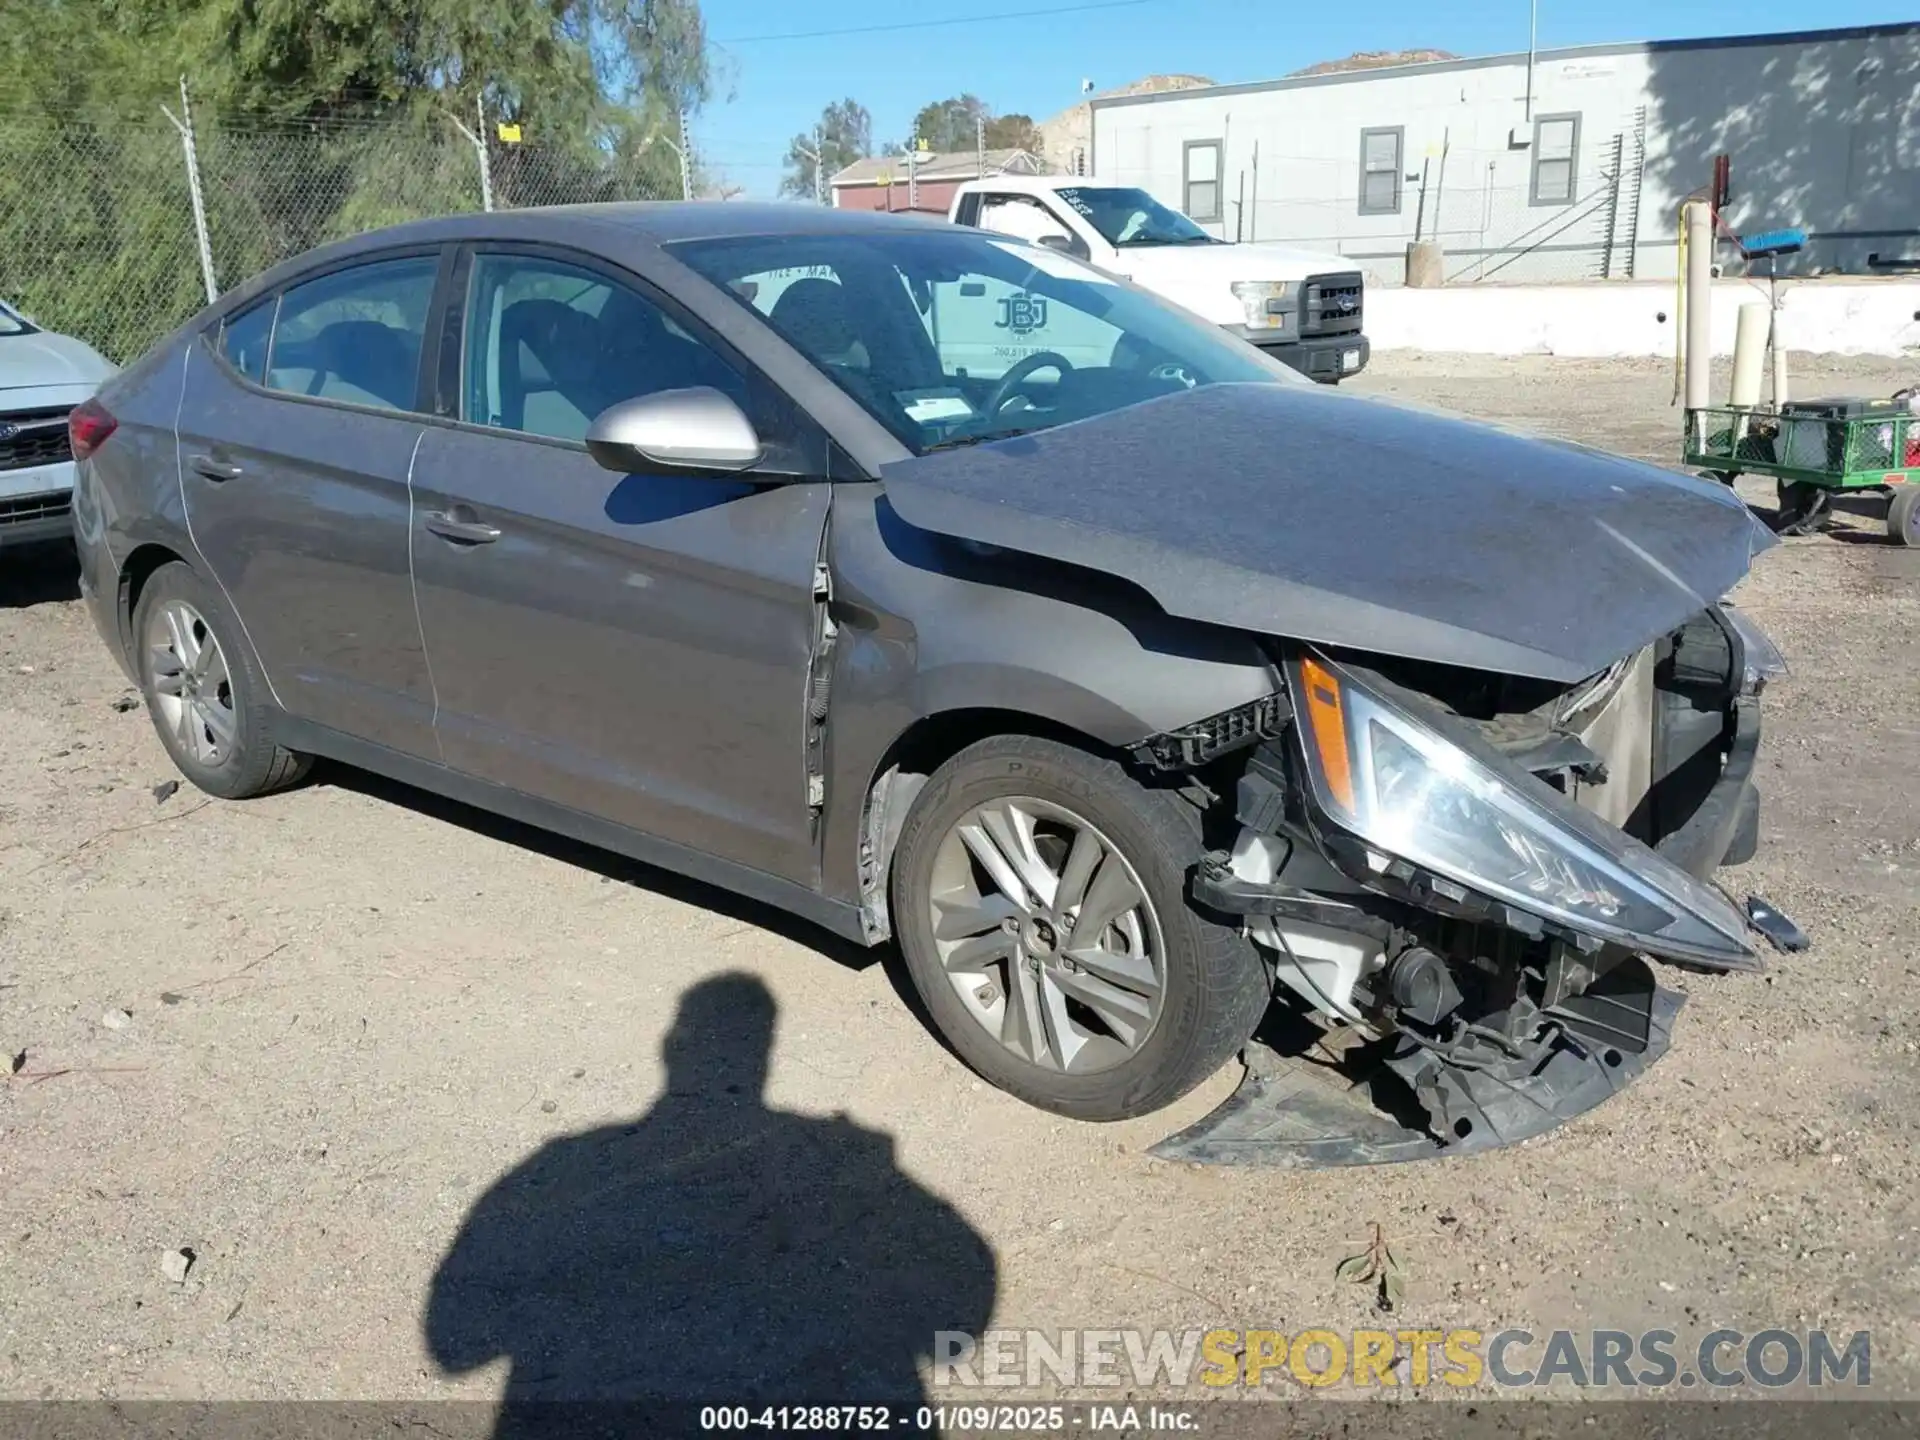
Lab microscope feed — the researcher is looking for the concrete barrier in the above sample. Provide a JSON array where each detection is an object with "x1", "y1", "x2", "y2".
[{"x1": 1365, "y1": 280, "x2": 1920, "y2": 358}]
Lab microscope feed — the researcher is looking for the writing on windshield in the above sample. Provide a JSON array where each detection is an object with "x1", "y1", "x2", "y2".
[{"x1": 1055, "y1": 187, "x2": 1216, "y2": 248}]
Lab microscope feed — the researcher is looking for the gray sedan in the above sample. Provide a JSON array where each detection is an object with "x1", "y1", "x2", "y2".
[{"x1": 74, "y1": 203, "x2": 1800, "y2": 1163}]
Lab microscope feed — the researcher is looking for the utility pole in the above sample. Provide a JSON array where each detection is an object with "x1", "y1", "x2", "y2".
[
  {"x1": 976, "y1": 114, "x2": 985, "y2": 177},
  {"x1": 908, "y1": 136, "x2": 921, "y2": 210},
  {"x1": 795, "y1": 127, "x2": 827, "y2": 205},
  {"x1": 677, "y1": 107, "x2": 693, "y2": 200},
  {"x1": 161, "y1": 76, "x2": 218, "y2": 303},
  {"x1": 1525, "y1": 0, "x2": 1538, "y2": 123},
  {"x1": 447, "y1": 95, "x2": 495, "y2": 212}
]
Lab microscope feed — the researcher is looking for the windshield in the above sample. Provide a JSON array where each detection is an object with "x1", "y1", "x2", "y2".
[
  {"x1": 0, "y1": 300, "x2": 36, "y2": 336},
  {"x1": 1054, "y1": 187, "x2": 1216, "y2": 247},
  {"x1": 672, "y1": 229, "x2": 1298, "y2": 455}
]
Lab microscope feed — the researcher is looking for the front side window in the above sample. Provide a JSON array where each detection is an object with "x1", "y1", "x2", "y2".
[
  {"x1": 1531, "y1": 114, "x2": 1581, "y2": 206},
  {"x1": 264, "y1": 255, "x2": 437, "y2": 411},
  {"x1": 1055, "y1": 187, "x2": 1214, "y2": 247},
  {"x1": 0, "y1": 300, "x2": 36, "y2": 336},
  {"x1": 218, "y1": 299, "x2": 275, "y2": 384},
  {"x1": 1182, "y1": 140, "x2": 1222, "y2": 223},
  {"x1": 463, "y1": 253, "x2": 748, "y2": 443},
  {"x1": 673, "y1": 229, "x2": 1299, "y2": 455},
  {"x1": 1359, "y1": 127, "x2": 1403, "y2": 215}
]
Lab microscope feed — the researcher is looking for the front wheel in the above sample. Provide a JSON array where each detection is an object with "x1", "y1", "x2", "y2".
[{"x1": 890, "y1": 735, "x2": 1270, "y2": 1121}]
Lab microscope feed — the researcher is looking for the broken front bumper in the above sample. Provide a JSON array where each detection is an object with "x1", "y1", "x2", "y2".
[
  {"x1": 1157, "y1": 611, "x2": 1802, "y2": 1168},
  {"x1": 1152, "y1": 960, "x2": 1682, "y2": 1167}
]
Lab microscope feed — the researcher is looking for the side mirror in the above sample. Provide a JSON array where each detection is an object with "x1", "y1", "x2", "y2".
[
  {"x1": 585, "y1": 387, "x2": 763, "y2": 475},
  {"x1": 1036, "y1": 233, "x2": 1075, "y2": 253}
]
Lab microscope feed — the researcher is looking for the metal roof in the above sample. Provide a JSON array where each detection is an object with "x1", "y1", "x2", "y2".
[
  {"x1": 1088, "y1": 21, "x2": 1920, "y2": 111},
  {"x1": 829, "y1": 149, "x2": 1045, "y2": 187}
]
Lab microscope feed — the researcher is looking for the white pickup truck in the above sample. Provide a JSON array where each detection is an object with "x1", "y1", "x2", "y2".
[{"x1": 945, "y1": 175, "x2": 1367, "y2": 384}]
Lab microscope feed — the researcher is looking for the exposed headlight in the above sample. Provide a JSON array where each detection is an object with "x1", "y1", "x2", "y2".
[
  {"x1": 1288, "y1": 654, "x2": 1759, "y2": 969},
  {"x1": 1230, "y1": 280, "x2": 1293, "y2": 330}
]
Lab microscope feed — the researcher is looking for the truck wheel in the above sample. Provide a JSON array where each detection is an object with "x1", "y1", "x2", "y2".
[
  {"x1": 133, "y1": 561, "x2": 311, "y2": 799},
  {"x1": 890, "y1": 735, "x2": 1270, "y2": 1121},
  {"x1": 1889, "y1": 485, "x2": 1920, "y2": 547}
]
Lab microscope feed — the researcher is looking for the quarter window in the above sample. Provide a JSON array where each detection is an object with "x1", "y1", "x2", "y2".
[
  {"x1": 463, "y1": 254, "x2": 749, "y2": 443},
  {"x1": 218, "y1": 299, "x2": 275, "y2": 384},
  {"x1": 264, "y1": 256, "x2": 437, "y2": 411},
  {"x1": 1358, "y1": 128, "x2": 1403, "y2": 215},
  {"x1": 1182, "y1": 140, "x2": 1222, "y2": 223},
  {"x1": 1531, "y1": 113, "x2": 1581, "y2": 206}
]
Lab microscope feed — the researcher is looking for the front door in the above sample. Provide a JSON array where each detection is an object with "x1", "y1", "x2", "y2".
[
  {"x1": 407, "y1": 248, "x2": 831, "y2": 885},
  {"x1": 177, "y1": 251, "x2": 441, "y2": 757}
]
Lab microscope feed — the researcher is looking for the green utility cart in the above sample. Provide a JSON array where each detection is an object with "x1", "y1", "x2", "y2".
[{"x1": 1685, "y1": 397, "x2": 1920, "y2": 544}]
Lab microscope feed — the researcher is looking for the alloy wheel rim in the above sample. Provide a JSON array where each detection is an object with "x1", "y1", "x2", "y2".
[
  {"x1": 146, "y1": 600, "x2": 236, "y2": 766},
  {"x1": 927, "y1": 796, "x2": 1164, "y2": 1074}
]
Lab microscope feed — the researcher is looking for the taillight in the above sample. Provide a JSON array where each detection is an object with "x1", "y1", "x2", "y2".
[{"x1": 69, "y1": 398, "x2": 117, "y2": 460}]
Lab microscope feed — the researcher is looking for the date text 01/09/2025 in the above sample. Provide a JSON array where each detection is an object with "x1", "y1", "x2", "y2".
[{"x1": 697, "y1": 1404, "x2": 1199, "y2": 1432}]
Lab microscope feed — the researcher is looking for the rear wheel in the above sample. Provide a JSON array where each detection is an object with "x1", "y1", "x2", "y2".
[
  {"x1": 891, "y1": 735, "x2": 1270, "y2": 1121},
  {"x1": 1889, "y1": 484, "x2": 1920, "y2": 547},
  {"x1": 133, "y1": 562, "x2": 310, "y2": 799}
]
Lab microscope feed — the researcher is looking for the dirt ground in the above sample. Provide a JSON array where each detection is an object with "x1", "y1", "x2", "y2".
[{"x1": 1, "y1": 353, "x2": 1916, "y2": 1406}]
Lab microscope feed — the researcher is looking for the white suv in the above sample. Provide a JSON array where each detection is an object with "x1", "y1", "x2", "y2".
[{"x1": 1, "y1": 299, "x2": 115, "y2": 551}]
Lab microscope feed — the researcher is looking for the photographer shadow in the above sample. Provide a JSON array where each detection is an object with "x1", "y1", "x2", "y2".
[{"x1": 426, "y1": 971, "x2": 997, "y2": 1436}]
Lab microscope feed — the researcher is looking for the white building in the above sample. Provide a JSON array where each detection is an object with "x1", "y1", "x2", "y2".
[{"x1": 1089, "y1": 22, "x2": 1920, "y2": 284}]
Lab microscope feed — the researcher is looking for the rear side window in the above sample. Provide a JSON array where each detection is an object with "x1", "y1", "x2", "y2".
[
  {"x1": 265, "y1": 256, "x2": 438, "y2": 412},
  {"x1": 218, "y1": 300, "x2": 275, "y2": 384}
]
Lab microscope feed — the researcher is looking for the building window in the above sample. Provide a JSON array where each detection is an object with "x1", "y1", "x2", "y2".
[
  {"x1": 1531, "y1": 113, "x2": 1581, "y2": 206},
  {"x1": 1183, "y1": 140, "x2": 1222, "y2": 222},
  {"x1": 1357, "y1": 127, "x2": 1403, "y2": 215}
]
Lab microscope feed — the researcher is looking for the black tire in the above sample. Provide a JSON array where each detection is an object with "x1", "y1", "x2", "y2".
[
  {"x1": 1888, "y1": 484, "x2": 1920, "y2": 547},
  {"x1": 890, "y1": 735, "x2": 1270, "y2": 1122},
  {"x1": 132, "y1": 561, "x2": 311, "y2": 799}
]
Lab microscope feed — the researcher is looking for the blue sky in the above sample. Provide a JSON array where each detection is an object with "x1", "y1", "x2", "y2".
[{"x1": 690, "y1": 0, "x2": 1913, "y2": 197}]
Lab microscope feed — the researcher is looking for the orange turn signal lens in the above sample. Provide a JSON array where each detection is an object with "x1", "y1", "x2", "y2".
[{"x1": 1297, "y1": 656, "x2": 1355, "y2": 814}]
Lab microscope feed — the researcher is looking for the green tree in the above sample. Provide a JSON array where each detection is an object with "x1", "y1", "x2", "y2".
[
  {"x1": 984, "y1": 113, "x2": 1041, "y2": 155},
  {"x1": 0, "y1": 0, "x2": 713, "y2": 359},
  {"x1": 909, "y1": 94, "x2": 990, "y2": 153},
  {"x1": 906, "y1": 96, "x2": 1042, "y2": 158},
  {"x1": 780, "y1": 98, "x2": 871, "y2": 202}
]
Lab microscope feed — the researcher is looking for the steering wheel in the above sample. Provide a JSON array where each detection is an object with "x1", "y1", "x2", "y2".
[{"x1": 984, "y1": 351, "x2": 1074, "y2": 415}]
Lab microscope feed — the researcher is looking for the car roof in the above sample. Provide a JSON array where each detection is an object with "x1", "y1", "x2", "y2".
[
  {"x1": 215, "y1": 202, "x2": 964, "y2": 315},
  {"x1": 326, "y1": 201, "x2": 955, "y2": 253}
]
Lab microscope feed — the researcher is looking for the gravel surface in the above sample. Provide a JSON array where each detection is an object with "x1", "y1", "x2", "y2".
[{"x1": 1, "y1": 352, "x2": 1915, "y2": 1403}]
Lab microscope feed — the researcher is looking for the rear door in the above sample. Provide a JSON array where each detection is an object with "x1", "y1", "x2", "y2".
[
  {"x1": 177, "y1": 249, "x2": 445, "y2": 757},
  {"x1": 407, "y1": 245, "x2": 832, "y2": 884}
]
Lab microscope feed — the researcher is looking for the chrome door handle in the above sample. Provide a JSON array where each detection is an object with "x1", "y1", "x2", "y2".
[{"x1": 423, "y1": 511, "x2": 502, "y2": 545}]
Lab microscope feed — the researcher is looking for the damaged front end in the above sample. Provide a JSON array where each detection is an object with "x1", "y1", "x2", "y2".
[{"x1": 1142, "y1": 603, "x2": 1803, "y2": 1167}]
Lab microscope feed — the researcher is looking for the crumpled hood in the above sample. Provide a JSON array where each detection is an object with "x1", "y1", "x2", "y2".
[
  {"x1": 0, "y1": 329, "x2": 115, "y2": 391},
  {"x1": 880, "y1": 383, "x2": 1776, "y2": 683}
]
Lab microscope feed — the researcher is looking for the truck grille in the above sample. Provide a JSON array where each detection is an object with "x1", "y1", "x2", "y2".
[
  {"x1": 1300, "y1": 273, "x2": 1363, "y2": 338},
  {"x1": 0, "y1": 408, "x2": 74, "y2": 472}
]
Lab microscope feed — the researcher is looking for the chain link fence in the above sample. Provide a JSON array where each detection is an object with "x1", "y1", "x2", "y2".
[{"x1": 0, "y1": 107, "x2": 684, "y2": 365}]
